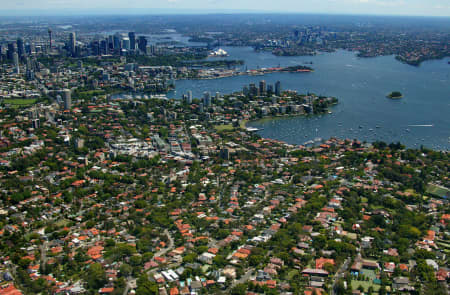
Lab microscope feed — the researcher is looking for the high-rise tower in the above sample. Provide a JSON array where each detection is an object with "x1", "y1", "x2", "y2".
[
  {"x1": 69, "y1": 32, "x2": 76, "y2": 55},
  {"x1": 128, "y1": 32, "x2": 136, "y2": 51},
  {"x1": 275, "y1": 81, "x2": 282, "y2": 96},
  {"x1": 48, "y1": 28, "x2": 52, "y2": 49},
  {"x1": 63, "y1": 89, "x2": 72, "y2": 110},
  {"x1": 17, "y1": 38, "x2": 25, "y2": 58}
]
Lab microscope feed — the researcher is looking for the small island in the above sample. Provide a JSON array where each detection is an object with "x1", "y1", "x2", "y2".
[{"x1": 387, "y1": 91, "x2": 403, "y2": 99}]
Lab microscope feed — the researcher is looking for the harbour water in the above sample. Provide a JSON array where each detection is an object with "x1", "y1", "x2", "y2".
[{"x1": 167, "y1": 47, "x2": 450, "y2": 150}]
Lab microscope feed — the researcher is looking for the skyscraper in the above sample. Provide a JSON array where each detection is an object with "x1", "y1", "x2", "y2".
[
  {"x1": 259, "y1": 80, "x2": 267, "y2": 96},
  {"x1": 100, "y1": 40, "x2": 108, "y2": 55},
  {"x1": 187, "y1": 90, "x2": 193, "y2": 104},
  {"x1": 48, "y1": 28, "x2": 52, "y2": 49},
  {"x1": 90, "y1": 40, "x2": 100, "y2": 56},
  {"x1": 128, "y1": 32, "x2": 136, "y2": 51},
  {"x1": 7, "y1": 43, "x2": 16, "y2": 60},
  {"x1": 69, "y1": 32, "x2": 76, "y2": 55},
  {"x1": 243, "y1": 85, "x2": 249, "y2": 96},
  {"x1": 63, "y1": 89, "x2": 72, "y2": 110},
  {"x1": 113, "y1": 34, "x2": 121, "y2": 51},
  {"x1": 203, "y1": 92, "x2": 211, "y2": 107},
  {"x1": 122, "y1": 38, "x2": 130, "y2": 51},
  {"x1": 275, "y1": 81, "x2": 282, "y2": 96},
  {"x1": 17, "y1": 38, "x2": 25, "y2": 58},
  {"x1": 13, "y1": 52, "x2": 19, "y2": 74},
  {"x1": 249, "y1": 83, "x2": 258, "y2": 97},
  {"x1": 108, "y1": 35, "x2": 114, "y2": 52},
  {"x1": 137, "y1": 36, "x2": 147, "y2": 53}
]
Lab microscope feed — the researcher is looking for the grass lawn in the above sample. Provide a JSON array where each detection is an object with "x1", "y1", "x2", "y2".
[
  {"x1": 55, "y1": 219, "x2": 70, "y2": 227},
  {"x1": 214, "y1": 124, "x2": 234, "y2": 131},
  {"x1": 426, "y1": 184, "x2": 449, "y2": 198},
  {"x1": 240, "y1": 120, "x2": 248, "y2": 129},
  {"x1": 369, "y1": 204, "x2": 384, "y2": 210},
  {"x1": 3, "y1": 98, "x2": 37, "y2": 108},
  {"x1": 351, "y1": 280, "x2": 380, "y2": 292},
  {"x1": 286, "y1": 269, "x2": 300, "y2": 280}
]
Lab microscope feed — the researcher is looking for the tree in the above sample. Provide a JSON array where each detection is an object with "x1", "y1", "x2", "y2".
[
  {"x1": 86, "y1": 263, "x2": 107, "y2": 290},
  {"x1": 213, "y1": 255, "x2": 227, "y2": 268},
  {"x1": 312, "y1": 235, "x2": 327, "y2": 250},
  {"x1": 231, "y1": 283, "x2": 247, "y2": 295},
  {"x1": 334, "y1": 279, "x2": 348, "y2": 295},
  {"x1": 120, "y1": 263, "x2": 133, "y2": 277},
  {"x1": 136, "y1": 275, "x2": 158, "y2": 295}
]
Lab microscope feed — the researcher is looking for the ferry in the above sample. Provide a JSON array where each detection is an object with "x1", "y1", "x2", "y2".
[{"x1": 246, "y1": 127, "x2": 263, "y2": 132}]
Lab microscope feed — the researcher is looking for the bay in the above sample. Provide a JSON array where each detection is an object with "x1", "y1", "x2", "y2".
[{"x1": 168, "y1": 46, "x2": 450, "y2": 150}]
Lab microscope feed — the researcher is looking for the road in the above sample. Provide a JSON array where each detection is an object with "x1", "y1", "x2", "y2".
[
  {"x1": 40, "y1": 240, "x2": 48, "y2": 272},
  {"x1": 225, "y1": 268, "x2": 254, "y2": 293},
  {"x1": 124, "y1": 230, "x2": 173, "y2": 294},
  {"x1": 122, "y1": 277, "x2": 136, "y2": 295},
  {"x1": 154, "y1": 229, "x2": 174, "y2": 257},
  {"x1": 331, "y1": 257, "x2": 350, "y2": 295}
]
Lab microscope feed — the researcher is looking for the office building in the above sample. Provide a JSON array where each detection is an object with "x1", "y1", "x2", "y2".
[
  {"x1": 122, "y1": 38, "x2": 130, "y2": 51},
  {"x1": 113, "y1": 34, "x2": 121, "y2": 51},
  {"x1": 90, "y1": 40, "x2": 100, "y2": 56},
  {"x1": 100, "y1": 40, "x2": 108, "y2": 55},
  {"x1": 26, "y1": 69, "x2": 35, "y2": 81},
  {"x1": 25, "y1": 43, "x2": 32, "y2": 55},
  {"x1": 69, "y1": 32, "x2": 76, "y2": 55},
  {"x1": 13, "y1": 53, "x2": 19, "y2": 74},
  {"x1": 108, "y1": 35, "x2": 114, "y2": 51},
  {"x1": 7, "y1": 43, "x2": 15, "y2": 60},
  {"x1": 128, "y1": 32, "x2": 136, "y2": 51},
  {"x1": 17, "y1": 38, "x2": 25, "y2": 58},
  {"x1": 137, "y1": 36, "x2": 147, "y2": 53}
]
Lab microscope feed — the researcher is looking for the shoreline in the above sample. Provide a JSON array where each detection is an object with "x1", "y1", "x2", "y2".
[
  {"x1": 177, "y1": 65, "x2": 313, "y2": 81},
  {"x1": 241, "y1": 107, "x2": 336, "y2": 131}
]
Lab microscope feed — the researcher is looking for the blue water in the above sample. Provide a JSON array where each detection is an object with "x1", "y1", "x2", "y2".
[{"x1": 168, "y1": 46, "x2": 450, "y2": 150}]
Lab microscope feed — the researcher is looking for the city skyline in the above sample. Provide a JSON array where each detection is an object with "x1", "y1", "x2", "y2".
[{"x1": 0, "y1": 0, "x2": 450, "y2": 17}]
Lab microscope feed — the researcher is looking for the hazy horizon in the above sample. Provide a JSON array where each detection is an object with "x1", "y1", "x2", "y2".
[{"x1": 0, "y1": 0, "x2": 449, "y2": 17}]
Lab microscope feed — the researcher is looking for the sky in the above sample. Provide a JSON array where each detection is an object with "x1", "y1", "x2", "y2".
[{"x1": 1, "y1": 0, "x2": 449, "y2": 17}]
